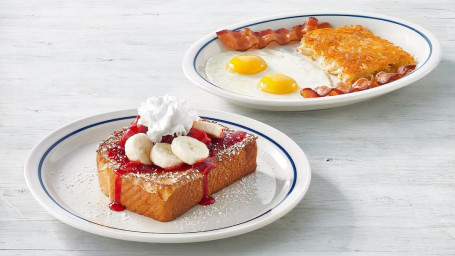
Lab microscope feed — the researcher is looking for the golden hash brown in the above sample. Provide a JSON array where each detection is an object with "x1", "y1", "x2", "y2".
[{"x1": 297, "y1": 25, "x2": 416, "y2": 84}]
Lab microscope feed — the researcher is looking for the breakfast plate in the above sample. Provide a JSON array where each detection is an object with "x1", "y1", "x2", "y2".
[
  {"x1": 24, "y1": 109, "x2": 311, "y2": 243},
  {"x1": 182, "y1": 11, "x2": 441, "y2": 111}
]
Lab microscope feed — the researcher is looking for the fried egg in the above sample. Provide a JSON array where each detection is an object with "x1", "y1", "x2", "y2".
[{"x1": 205, "y1": 49, "x2": 332, "y2": 99}]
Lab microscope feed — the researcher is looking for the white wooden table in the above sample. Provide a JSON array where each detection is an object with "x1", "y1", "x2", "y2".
[{"x1": 1, "y1": 0, "x2": 454, "y2": 255}]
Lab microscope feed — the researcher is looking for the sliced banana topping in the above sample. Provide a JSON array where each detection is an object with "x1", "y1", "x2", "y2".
[
  {"x1": 192, "y1": 120, "x2": 224, "y2": 138},
  {"x1": 150, "y1": 143, "x2": 184, "y2": 169},
  {"x1": 124, "y1": 133, "x2": 154, "y2": 165},
  {"x1": 171, "y1": 136, "x2": 209, "y2": 165}
]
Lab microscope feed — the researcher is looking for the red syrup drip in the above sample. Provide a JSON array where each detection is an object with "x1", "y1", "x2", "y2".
[
  {"x1": 196, "y1": 159, "x2": 216, "y2": 205},
  {"x1": 109, "y1": 174, "x2": 125, "y2": 211},
  {"x1": 106, "y1": 129, "x2": 247, "y2": 211}
]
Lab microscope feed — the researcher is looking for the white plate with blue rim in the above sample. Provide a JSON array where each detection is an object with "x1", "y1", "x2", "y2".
[
  {"x1": 24, "y1": 109, "x2": 311, "y2": 243},
  {"x1": 182, "y1": 11, "x2": 441, "y2": 111}
]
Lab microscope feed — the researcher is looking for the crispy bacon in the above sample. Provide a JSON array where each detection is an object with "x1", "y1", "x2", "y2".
[
  {"x1": 350, "y1": 78, "x2": 371, "y2": 92},
  {"x1": 216, "y1": 17, "x2": 332, "y2": 51},
  {"x1": 300, "y1": 86, "x2": 344, "y2": 98},
  {"x1": 375, "y1": 71, "x2": 398, "y2": 85},
  {"x1": 300, "y1": 65, "x2": 417, "y2": 98},
  {"x1": 397, "y1": 65, "x2": 416, "y2": 76},
  {"x1": 314, "y1": 85, "x2": 332, "y2": 96},
  {"x1": 328, "y1": 88, "x2": 343, "y2": 96},
  {"x1": 300, "y1": 88, "x2": 320, "y2": 98},
  {"x1": 335, "y1": 82, "x2": 352, "y2": 94}
]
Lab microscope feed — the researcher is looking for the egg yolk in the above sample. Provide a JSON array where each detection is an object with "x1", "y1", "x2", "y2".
[
  {"x1": 257, "y1": 73, "x2": 299, "y2": 94},
  {"x1": 227, "y1": 55, "x2": 267, "y2": 75}
]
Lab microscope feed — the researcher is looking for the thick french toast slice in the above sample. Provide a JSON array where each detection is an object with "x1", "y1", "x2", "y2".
[{"x1": 96, "y1": 127, "x2": 257, "y2": 222}]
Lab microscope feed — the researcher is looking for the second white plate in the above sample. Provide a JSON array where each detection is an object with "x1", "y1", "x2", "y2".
[
  {"x1": 182, "y1": 11, "x2": 441, "y2": 111},
  {"x1": 24, "y1": 109, "x2": 311, "y2": 243}
]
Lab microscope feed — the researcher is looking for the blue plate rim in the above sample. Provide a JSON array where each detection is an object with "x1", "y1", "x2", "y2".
[
  {"x1": 192, "y1": 13, "x2": 433, "y2": 90},
  {"x1": 34, "y1": 114, "x2": 298, "y2": 234}
]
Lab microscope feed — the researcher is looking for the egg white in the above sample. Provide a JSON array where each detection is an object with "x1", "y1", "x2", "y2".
[{"x1": 204, "y1": 49, "x2": 332, "y2": 99}]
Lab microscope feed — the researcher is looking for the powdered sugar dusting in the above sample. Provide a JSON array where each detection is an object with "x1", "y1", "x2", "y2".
[
  {"x1": 123, "y1": 169, "x2": 202, "y2": 193},
  {"x1": 171, "y1": 153, "x2": 282, "y2": 232},
  {"x1": 42, "y1": 116, "x2": 295, "y2": 233}
]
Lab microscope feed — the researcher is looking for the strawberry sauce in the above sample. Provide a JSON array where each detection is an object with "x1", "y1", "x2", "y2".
[
  {"x1": 109, "y1": 175, "x2": 125, "y2": 211},
  {"x1": 197, "y1": 159, "x2": 217, "y2": 205},
  {"x1": 106, "y1": 121, "x2": 247, "y2": 212}
]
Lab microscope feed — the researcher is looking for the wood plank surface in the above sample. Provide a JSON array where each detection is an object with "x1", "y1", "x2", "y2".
[{"x1": 1, "y1": 0, "x2": 454, "y2": 255}]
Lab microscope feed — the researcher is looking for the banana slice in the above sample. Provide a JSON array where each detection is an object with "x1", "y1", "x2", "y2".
[
  {"x1": 192, "y1": 120, "x2": 224, "y2": 138},
  {"x1": 171, "y1": 136, "x2": 209, "y2": 165},
  {"x1": 151, "y1": 143, "x2": 183, "y2": 169},
  {"x1": 124, "y1": 133, "x2": 153, "y2": 165}
]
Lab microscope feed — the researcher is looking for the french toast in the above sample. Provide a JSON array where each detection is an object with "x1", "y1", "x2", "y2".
[
  {"x1": 96, "y1": 123, "x2": 257, "y2": 222},
  {"x1": 297, "y1": 25, "x2": 416, "y2": 84}
]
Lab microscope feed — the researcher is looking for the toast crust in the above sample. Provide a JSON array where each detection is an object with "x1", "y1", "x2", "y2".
[{"x1": 96, "y1": 127, "x2": 257, "y2": 222}]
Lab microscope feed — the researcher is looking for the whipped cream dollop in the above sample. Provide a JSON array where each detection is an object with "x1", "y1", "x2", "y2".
[{"x1": 137, "y1": 95, "x2": 198, "y2": 143}]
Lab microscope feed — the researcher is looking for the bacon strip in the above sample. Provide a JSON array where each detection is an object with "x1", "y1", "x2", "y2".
[
  {"x1": 314, "y1": 85, "x2": 332, "y2": 96},
  {"x1": 375, "y1": 71, "x2": 398, "y2": 85},
  {"x1": 300, "y1": 65, "x2": 416, "y2": 98},
  {"x1": 216, "y1": 17, "x2": 332, "y2": 51}
]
